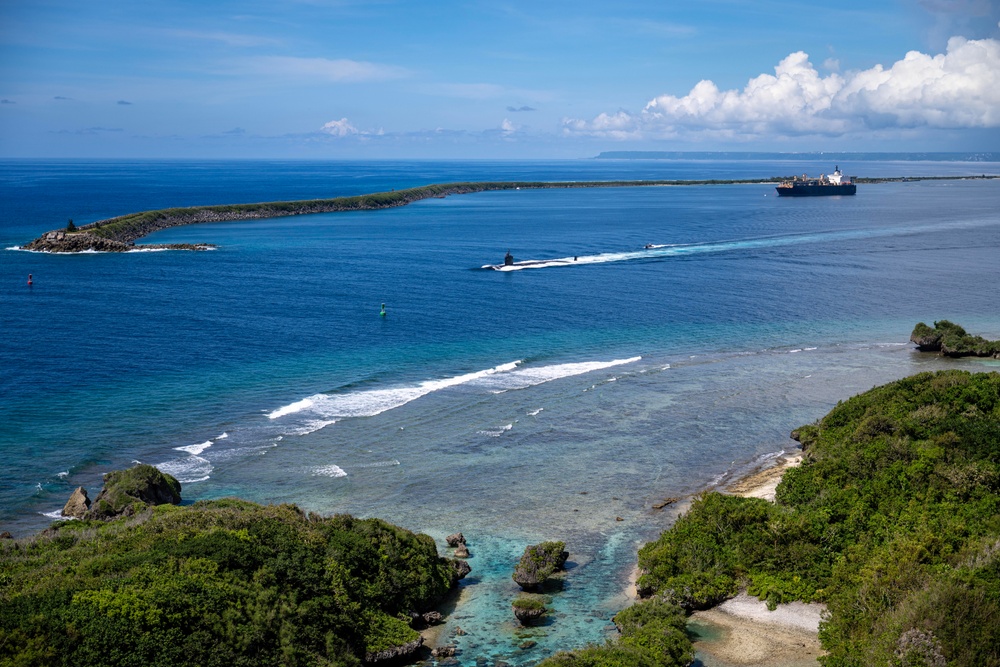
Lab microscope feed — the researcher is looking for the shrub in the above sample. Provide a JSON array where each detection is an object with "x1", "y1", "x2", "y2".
[
  {"x1": 636, "y1": 370, "x2": 1000, "y2": 666},
  {"x1": 0, "y1": 499, "x2": 459, "y2": 666}
]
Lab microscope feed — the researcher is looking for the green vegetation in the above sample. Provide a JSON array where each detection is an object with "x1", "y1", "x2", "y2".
[
  {"x1": 86, "y1": 463, "x2": 181, "y2": 519},
  {"x1": 513, "y1": 540, "x2": 568, "y2": 590},
  {"x1": 66, "y1": 219, "x2": 75, "y2": 232},
  {"x1": 536, "y1": 599, "x2": 693, "y2": 667},
  {"x1": 0, "y1": 498, "x2": 460, "y2": 666},
  {"x1": 911, "y1": 320, "x2": 1000, "y2": 358},
  {"x1": 512, "y1": 596, "x2": 546, "y2": 611},
  {"x1": 637, "y1": 370, "x2": 1000, "y2": 666}
]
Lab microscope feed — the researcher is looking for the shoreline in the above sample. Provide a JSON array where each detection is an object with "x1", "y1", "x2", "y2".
[
  {"x1": 724, "y1": 451, "x2": 803, "y2": 502},
  {"x1": 690, "y1": 450, "x2": 826, "y2": 666}
]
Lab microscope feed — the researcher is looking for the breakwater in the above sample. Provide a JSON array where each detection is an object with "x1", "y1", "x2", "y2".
[
  {"x1": 21, "y1": 175, "x2": 997, "y2": 253},
  {"x1": 20, "y1": 179, "x2": 772, "y2": 252}
]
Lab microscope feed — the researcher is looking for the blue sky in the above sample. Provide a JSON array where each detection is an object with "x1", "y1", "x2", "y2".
[{"x1": 1, "y1": 0, "x2": 998, "y2": 158}]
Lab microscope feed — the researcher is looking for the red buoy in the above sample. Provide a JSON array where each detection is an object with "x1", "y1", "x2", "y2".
[{"x1": 27, "y1": 274, "x2": 33, "y2": 286}]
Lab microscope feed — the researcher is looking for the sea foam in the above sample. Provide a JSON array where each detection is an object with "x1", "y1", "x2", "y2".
[
  {"x1": 267, "y1": 361, "x2": 522, "y2": 423},
  {"x1": 175, "y1": 440, "x2": 212, "y2": 456},
  {"x1": 311, "y1": 464, "x2": 347, "y2": 478},
  {"x1": 265, "y1": 357, "x2": 640, "y2": 437}
]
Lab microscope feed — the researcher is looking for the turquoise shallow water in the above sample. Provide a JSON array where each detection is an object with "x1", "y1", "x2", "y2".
[{"x1": 2, "y1": 159, "x2": 999, "y2": 665}]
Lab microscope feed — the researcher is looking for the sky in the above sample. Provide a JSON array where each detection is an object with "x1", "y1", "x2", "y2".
[{"x1": 1, "y1": 0, "x2": 999, "y2": 159}]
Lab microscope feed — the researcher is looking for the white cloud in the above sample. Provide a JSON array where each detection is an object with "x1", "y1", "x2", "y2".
[
  {"x1": 244, "y1": 56, "x2": 406, "y2": 82},
  {"x1": 564, "y1": 36, "x2": 1000, "y2": 140},
  {"x1": 320, "y1": 118, "x2": 360, "y2": 136},
  {"x1": 319, "y1": 118, "x2": 384, "y2": 137}
]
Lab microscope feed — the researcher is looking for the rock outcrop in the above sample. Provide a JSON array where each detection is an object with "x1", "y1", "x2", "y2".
[
  {"x1": 512, "y1": 541, "x2": 568, "y2": 591},
  {"x1": 22, "y1": 230, "x2": 215, "y2": 253},
  {"x1": 446, "y1": 532, "x2": 466, "y2": 547},
  {"x1": 364, "y1": 637, "x2": 423, "y2": 664},
  {"x1": 85, "y1": 464, "x2": 181, "y2": 520},
  {"x1": 450, "y1": 559, "x2": 472, "y2": 581},
  {"x1": 512, "y1": 597, "x2": 547, "y2": 626},
  {"x1": 431, "y1": 645, "x2": 456, "y2": 658},
  {"x1": 61, "y1": 486, "x2": 91, "y2": 518},
  {"x1": 910, "y1": 320, "x2": 1000, "y2": 358}
]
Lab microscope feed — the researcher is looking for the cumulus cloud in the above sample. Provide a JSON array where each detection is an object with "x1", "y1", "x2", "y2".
[
  {"x1": 321, "y1": 118, "x2": 359, "y2": 136},
  {"x1": 564, "y1": 36, "x2": 1000, "y2": 140},
  {"x1": 319, "y1": 118, "x2": 384, "y2": 138}
]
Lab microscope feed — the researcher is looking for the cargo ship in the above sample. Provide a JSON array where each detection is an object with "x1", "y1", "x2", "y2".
[{"x1": 775, "y1": 166, "x2": 856, "y2": 196}]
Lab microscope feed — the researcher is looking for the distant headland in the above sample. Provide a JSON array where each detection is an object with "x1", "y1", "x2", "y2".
[
  {"x1": 20, "y1": 175, "x2": 999, "y2": 253},
  {"x1": 594, "y1": 150, "x2": 1000, "y2": 161}
]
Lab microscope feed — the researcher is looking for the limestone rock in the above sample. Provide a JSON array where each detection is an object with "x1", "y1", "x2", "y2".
[
  {"x1": 513, "y1": 607, "x2": 545, "y2": 626},
  {"x1": 450, "y1": 559, "x2": 472, "y2": 582},
  {"x1": 446, "y1": 532, "x2": 466, "y2": 547},
  {"x1": 910, "y1": 322, "x2": 943, "y2": 352},
  {"x1": 421, "y1": 611, "x2": 443, "y2": 626},
  {"x1": 431, "y1": 645, "x2": 456, "y2": 658},
  {"x1": 512, "y1": 541, "x2": 568, "y2": 591},
  {"x1": 454, "y1": 544, "x2": 470, "y2": 558},
  {"x1": 61, "y1": 486, "x2": 91, "y2": 518},
  {"x1": 85, "y1": 464, "x2": 181, "y2": 520},
  {"x1": 512, "y1": 598, "x2": 547, "y2": 626},
  {"x1": 364, "y1": 637, "x2": 423, "y2": 663}
]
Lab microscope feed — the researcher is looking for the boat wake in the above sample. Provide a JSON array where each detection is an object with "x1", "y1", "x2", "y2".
[{"x1": 482, "y1": 219, "x2": 996, "y2": 271}]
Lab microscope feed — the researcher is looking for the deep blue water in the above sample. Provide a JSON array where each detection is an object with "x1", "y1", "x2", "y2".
[{"x1": 2, "y1": 158, "x2": 999, "y2": 665}]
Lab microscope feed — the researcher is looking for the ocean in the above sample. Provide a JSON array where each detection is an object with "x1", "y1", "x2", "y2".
[{"x1": 2, "y1": 157, "x2": 999, "y2": 665}]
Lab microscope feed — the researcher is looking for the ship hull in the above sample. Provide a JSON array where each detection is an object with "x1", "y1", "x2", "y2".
[{"x1": 775, "y1": 183, "x2": 857, "y2": 196}]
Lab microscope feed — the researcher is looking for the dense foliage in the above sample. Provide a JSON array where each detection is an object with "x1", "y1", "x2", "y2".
[
  {"x1": 637, "y1": 370, "x2": 1000, "y2": 666},
  {"x1": 536, "y1": 599, "x2": 693, "y2": 667},
  {"x1": 0, "y1": 499, "x2": 460, "y2": 667}
]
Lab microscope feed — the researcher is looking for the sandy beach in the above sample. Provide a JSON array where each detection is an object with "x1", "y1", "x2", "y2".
[
  {"x1": 724, "y1": 452, "x2": 803, "y2": 502},
  {"x1": 689, "y1": 450, "x2": 826, "y2": 667}
]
